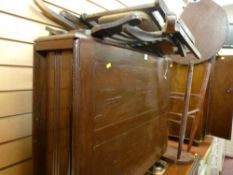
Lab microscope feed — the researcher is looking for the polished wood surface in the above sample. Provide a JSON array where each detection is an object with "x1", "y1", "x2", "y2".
[
  {"x1": 171, "y1": 0, "x2": 228, "y2": 65},
  {"x1": 207, "y1": 57, "x2": 233, "y2": 139},
  {"x1": 33, "y1": 34, "x2": 170, "y2": 175},
  {"x1": 33, "y1": 50, "x2": 72, "y2": 175}
]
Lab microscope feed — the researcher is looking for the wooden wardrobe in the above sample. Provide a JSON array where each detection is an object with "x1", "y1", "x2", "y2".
[{"x1": 33, "y1": 33, "x2": 170, "y2": 175}]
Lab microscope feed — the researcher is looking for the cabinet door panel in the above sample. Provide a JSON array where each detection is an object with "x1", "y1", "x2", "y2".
[{"x1": 207, "y1": 57, "x2": 233, "y2": 139}]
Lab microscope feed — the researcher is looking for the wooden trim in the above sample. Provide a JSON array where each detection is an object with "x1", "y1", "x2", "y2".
[
  {"x1": 115, "y1": 0, "x2": 128, "y2": 7},
  {"x1": 0, "y1": 90, "x2": 32, "y2": 93},
  {"x1": 44, "y1": 0, "x2": 80, "y2": 15},
  {"x1": 44, "y1": 0, "x2": 104, "y2": 14},
  {"x1": 0, "y1": 158, "x2": 32, "y2": 173},
  {"x1": 206, "y1": 59, "x2": 216, "y2": 135},
  {"x1": 0, "y1": 90, "x2": 32, "y2": 94},
  {"x1": 86, "y1": 0, "x2": 108, "y2": 11},
  {"x1": 35, "y1": 38, "x2": 73, "y2": 51},
  {"x1": 0, "y1": 11, "x2": 63, "y2": 29},
  {"x1": 0, "y1": 37, "x2": 33, "y2": 45},
  {"x1": 0, "y1": 13, "x2": 63, "y2": 43},
  {"x1": 0, "y1": 0, "x2": 63, "y2": 28},
  {"x1": 0, "y1": 112, "x2": 32, "y2": 120},
  {"x1": 0, "y1": 137, "x2": 32, "y2": 169},
  {"x1": 71, "y1": 39, "x2": 80, "y2": 175},
  {"x1": 0, "y1": 64, "x2": 33, "y2": 68},
  {"x1": 0, "y1": 136, "x2": 32, "y2": 146}
]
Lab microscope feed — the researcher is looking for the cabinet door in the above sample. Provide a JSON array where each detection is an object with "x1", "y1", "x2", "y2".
[{"x1": 207, "y1": 57, "x2": 233, "y2": 139}]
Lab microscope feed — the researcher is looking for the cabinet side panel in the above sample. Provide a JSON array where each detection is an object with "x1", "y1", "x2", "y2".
[{"x1": 33, "y1": 50, "x2": 73, "y2": 175}]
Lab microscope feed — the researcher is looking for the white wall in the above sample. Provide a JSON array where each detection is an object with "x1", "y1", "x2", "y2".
[{"x1": 223, "y1": 5, "x2": 233, "y2": 23}]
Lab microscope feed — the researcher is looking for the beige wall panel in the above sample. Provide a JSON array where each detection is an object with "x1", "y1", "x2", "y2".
[
  {"x1": 0, "y1": 0, "x2": 61, "y2": 27},
  {"x1": 0, "y1": 91, "x2": 32, "y2": 117},
  {"x1": 0, "y1": 160, "x2": 32, "y2": 175},
  {"x1": 88, "y1": 0, "x2": 125, "y2": 10},
  {"x1": 45, "y1": 0, "x2": 105, "y2": 14},
  {"x1": 0, "y1": 13, "x2": 55, "y2": 43},
  {"x1": 116, "y1": 0, "x2": 155, "y2": 7},
  {"x1": 0, "y1": 137, "x2": 32, "y2": 169},
  {"x1": 0, "y1": 114, "x2": 32, "y2": 143},
  {"x1": 0, "y1": 40, "x2": 33, "y2": 66},
  {"x1": 45, "y1": 2, "x2": 80, "y2": 16},
  {"x1": 0, "y1": 67, "x2": 32, "y2": 91}
]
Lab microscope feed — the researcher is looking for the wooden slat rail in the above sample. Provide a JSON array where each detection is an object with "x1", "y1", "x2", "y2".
[
  {"x1": 169, "y1": 95, "x2": 184, "y2": 100},
  {"x1": 169, "y1": 119, "x2": 181, "y2": 125},
  {"x1": 169, "y1": 109, "x2": 199, "y2": 118},
  {"x1": 188, "y1": 109, "x2": 199, "y2": 115},
  {"x1": 169, "y1": 112, "x2": 182, "y2": 117},
  {"x1": 170, "y1": 92, "x2": 200, "y2": 98}
]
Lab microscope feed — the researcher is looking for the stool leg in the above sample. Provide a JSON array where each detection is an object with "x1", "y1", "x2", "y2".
[
  {"x1": 177, "y1": 63, "x2": 194, "y2": 159},
  {"x1": 187, "y1": 61, "x2": 212, "y2": 152}
]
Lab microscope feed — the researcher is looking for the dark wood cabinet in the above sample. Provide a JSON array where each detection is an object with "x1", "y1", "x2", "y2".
[
  {"x1": 207, "y1": 56, "x2": 233, "y2": 139},
  {"x1": 33, "y1": 33, "x2": 170, "y2": 175}
]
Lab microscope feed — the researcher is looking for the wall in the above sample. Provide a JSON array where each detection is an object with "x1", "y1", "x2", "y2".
[
  {"x1": 223, "y1": 5, "x2": 233, "y2": 23},
  {"x1": 0, "y1": 0, "x2": 107, "y2": 174}
]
